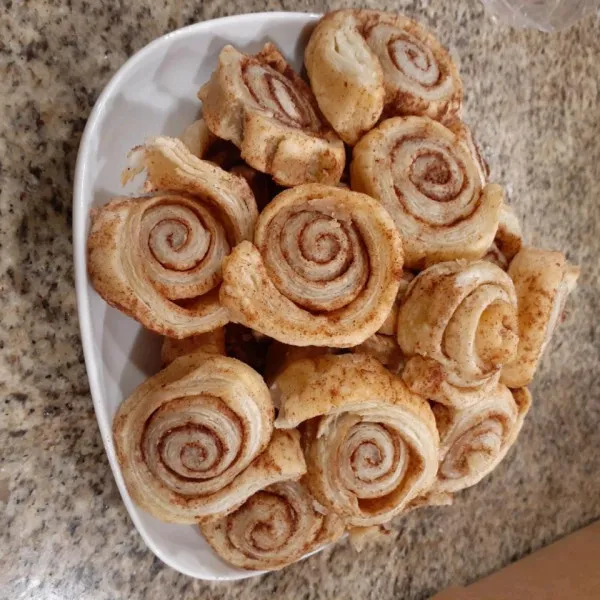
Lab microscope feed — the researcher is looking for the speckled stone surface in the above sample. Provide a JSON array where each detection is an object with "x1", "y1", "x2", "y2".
[{"x1": 1, "y1": 1, "x2": 599, "y2": 599}]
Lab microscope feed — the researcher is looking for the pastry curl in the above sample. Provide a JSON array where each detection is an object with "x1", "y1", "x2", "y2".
[
  {"x1": 501, "y1": 248, "x2": 580, "y2": 388},
  {"x1": 220, "y1": 184, "x2": 403, "y2": 347},
  {"x1": 199, "y1": 43, "x2": 344, "y2": 186},
  {"x1": 484, "y1": 204, "x2": 522, "y2": 270},
  {"x1": 431, "y1": 386, "x2": 531, "y2": 493},
  {"x1": 351, "y1": 116, "x2": 503, "y2": 269},
  {"x1": 397, "y1": 260, "x2": 519, "y2": 408},
  {"x1": 305, "y1": 10, "x2": 462, "y2": 145},
  {"x1": 274, "y1": 354, "x2": 439, "y2": 527},
  {"x1": 88, "y1": 137, "x2": 258, "y2": 338},
  {"x1": 201, "y1": 478, "x2": 343, "y2": 571},
  {"x1": 113, "y1": 354, "x2": 285, "y2": 523},
  {"x1": 305, "y1": 10, "x2": 385, "y2": 145},
  {"x1": 122, "y1": 136, "x2": 257, "y2": 243}
]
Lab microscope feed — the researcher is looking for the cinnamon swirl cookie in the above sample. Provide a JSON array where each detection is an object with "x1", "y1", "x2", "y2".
[
  {"x1": 199, "y1": 43, "x2": 345, "y2": 186},
  {"x1": 351, "y1": 116, "x2": 503, "y2": 269},
  {"x1": 201, "y1": 478, "x2": 344, "y2": 570},
  {"x1": 305, "y1": 10, "x2": 462, "y2": 144},
  {"x1": 432, "y1": 386, "x2": 531, "y2": 493},
  {"x1": 397, "y1": 260, "x2": 519, "y2": 408},
  {"x1": 501, "y1": 248, "x2": 580, "y2": 388},
  {"x1": 274, "y1": 354, "x2": 439, "y2": 527},
  {"x1": 220, "y1": 184, "x2": 403, "y2": 347},
  {"x1": 88, "y1": 137, "x2": 258, "y2": 338},
  {"x1": 112, "y1": 353, "x2": 307, "y2": 523}
]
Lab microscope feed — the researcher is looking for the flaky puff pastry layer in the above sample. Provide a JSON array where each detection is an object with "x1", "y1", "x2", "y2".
[
  {"x1": 112, "y1": 353, "x2": 308, "y2": 523},
  {"x1": 201, "y1": 478, "x2": 344, "y2": 571},
  {"x1": 273, "y1": 354, "x2": 439, "y2": 527},
  {"x1": 305, "y1": 10, "x2": 462, "y2": 145},
  {"x1": 220, "y1": 184, "x2": 403, "y2": 347},
  {"x1": 351, "y1": 116, "x2": 503, "y2": 269},
  {"x1": 397, "y1": 260, "x2": 519, "y2": 408},
  {"x1": 501, "y1": 248, "x2": 580, "y2": 388},
  {"x1": 88, "y1": 137, "x2": 258, "y2": 338},
  {"x1": 431, "y1": 386, "x2": 531, "y2": 493},
  {"x1": 199, "y1": 43, "x2": 344, "y2": 187}
]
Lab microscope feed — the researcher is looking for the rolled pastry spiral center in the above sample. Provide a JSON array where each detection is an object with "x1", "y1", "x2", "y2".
[
  {"x1": 228, "y1": 491, "x2": 297, "y2": 555},
  {"x1": 142, "y1": 396, "x2": 242, "y2": 488},
  {"x1": 244, "y1": 63, "x2": 317, "y2": 130},
  {"x1": 262, "y1": 207, "x2": 368, "y2": 312},
  {"x1": 475, "y1": 301, "x2": 519, "y2": 367},
  {"x1": 388, "y1": 33, "x2": 440, "y2": 86},
  {"x1": 138, "y1": 199, "x2": 230, "y2": 299},
  {"x1": 443, "y1": 283, "x2": 519, "y2": 378},
  {"x1": 338, "y1": 422, "x2": 408, "y2": 499},
  {"x1": 440, "y1": 419, "x2": 505, "y2": 480},
  {"x1": 402, "y1": 144, "x2": 465, "y2": 202},
  {"x1": 145, "y1": 205, "x2": 211, "y2": 270}
]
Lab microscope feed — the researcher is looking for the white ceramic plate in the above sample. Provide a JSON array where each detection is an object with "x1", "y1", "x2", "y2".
[{"x1": 73, "y1": 12, "x2": 319, "y2": 581}]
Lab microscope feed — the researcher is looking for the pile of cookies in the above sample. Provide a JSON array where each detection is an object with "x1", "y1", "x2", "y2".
[{"x1": 88, "y1": 10, "x2": 579, "y2": 571}]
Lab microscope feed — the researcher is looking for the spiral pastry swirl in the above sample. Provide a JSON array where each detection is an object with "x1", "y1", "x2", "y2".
[
  {"x1": 351, "y1": 116, "x2": 504, "y2": 269},
  {"x1": 501, "y1": 248, "x2": 580, "y2": 388},
  {"x1": 397, "y1": 260, "x2": 519, "y2": 408},
  {"x1": 305, "y1": 10, "x2": 462, "y2": 145},
  {"x1": 112, "y1": 354, "x2": 292, "y2": 523},
  {"x1": 219, "y1": 184, "x2": 403, "y2": 347},
  {"x1": 274, "y1": 354, "x2": 439, "y2": 527},
  {"x1": 432, "y1": 386, "x2": 531, "y2": 493},
  {"x1": 199, "y1": 43, "x2": 344, "y2": 187},
  {"x1": 88, "y1": 137, "x2": 258, "y2": 338},
  {"x1": 362, "y1": 11, "x2": 462, "y2": 121},
  {"x1": 201, "y1": 478, "x2": 344, "y2": 571}
]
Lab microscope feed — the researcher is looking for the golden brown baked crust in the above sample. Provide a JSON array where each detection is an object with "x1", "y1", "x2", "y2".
[
  {"x1": 273, "y1": 354, "x2": 439, "y2": 527},
  {"x1": 397, "y1": 260, "x2": 519, "y2": 408},
  {"x1": 200, "y1": 478, "x2": 344, "y2": 570},
  {"x1": 198, "y1": 43, "x2": 345, "y2": 186},
  {"x1": 305, "y1": 9, "x2": 462, "y2": 146},
  {"x1": 501, "y1": 248, "x2": 580, "y2": 388},
  {"x1": 431, "y1": 386, "x2": 532, "y2": 493},
  {"x1": 220, "y1": 184, "x2": 403, "y2": 347},
  {"x1": 88, "y1": 137, "x2": 259, "y2": 338},
  {"x1": 112, "y1": 353, "x2": 292, "y2": 523},
  {"x1": 351, "y1": 116, "x2": 503, "y2": 269},
  {"x1": 305, "y1": 10, "x2": 385, "y2": 145},
  {"x1": 88, "y1": 195, "x2": 229, "y2": 337}
]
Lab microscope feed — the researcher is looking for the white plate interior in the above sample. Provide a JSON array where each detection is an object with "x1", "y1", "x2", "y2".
[{"x1": 73, "y1": 12, "x2": 319, "y2": 581}]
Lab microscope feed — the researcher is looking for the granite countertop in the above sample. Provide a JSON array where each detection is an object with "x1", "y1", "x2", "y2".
[{"x1": 1, "y1": 1, "x2": 599, "y2": 598}]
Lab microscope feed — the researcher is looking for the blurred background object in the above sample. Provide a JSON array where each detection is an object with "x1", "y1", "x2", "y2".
[{"x1": 481, "y1": 0, "x2": 599, "y2": 31}]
